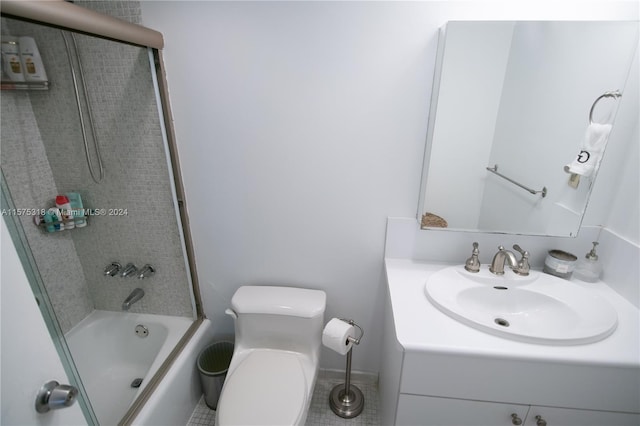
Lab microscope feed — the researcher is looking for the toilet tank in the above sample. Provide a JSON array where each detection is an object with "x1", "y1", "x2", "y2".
[{"x1": 230, "y1": 286, "x2": 327, "y2": 357}]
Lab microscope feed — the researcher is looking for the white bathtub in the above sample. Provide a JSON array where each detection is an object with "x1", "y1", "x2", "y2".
[{"x1": 65, "y1": 310, "x2": 193, "y2": 426}]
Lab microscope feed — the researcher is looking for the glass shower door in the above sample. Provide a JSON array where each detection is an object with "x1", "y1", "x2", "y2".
[{"x1": 1, "y1": 4, "x2": 197, "y2": 424}]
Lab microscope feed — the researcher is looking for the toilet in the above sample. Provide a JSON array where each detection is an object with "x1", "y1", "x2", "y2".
[{"x1": 216, "y1": 286, "x2": 327, "y2": 426}]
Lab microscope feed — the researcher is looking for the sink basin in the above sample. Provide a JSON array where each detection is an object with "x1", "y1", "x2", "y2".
[{"x1": 425, "y1": 266, "x2": 618, "y2": 345}]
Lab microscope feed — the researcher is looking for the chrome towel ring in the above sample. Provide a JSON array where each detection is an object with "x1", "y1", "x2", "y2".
[{"x1": 589, "y1": 90, "x2": 622, "y2": 125}]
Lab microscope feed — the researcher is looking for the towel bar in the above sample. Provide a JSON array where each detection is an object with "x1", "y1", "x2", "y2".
[{"x1": 486, "y1": 164, "x2": 547, "y2": 198}]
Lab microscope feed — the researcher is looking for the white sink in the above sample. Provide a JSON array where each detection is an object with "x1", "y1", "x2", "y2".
[{"x1": 424, "y1": 266, "x2": 618, "y2": 345}]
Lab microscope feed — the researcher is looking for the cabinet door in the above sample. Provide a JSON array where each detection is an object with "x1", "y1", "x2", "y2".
[
  {"x1": 397, "y1": 394, "x2": 529, "y2": 426},
  {"x1": 526, "y1": 406, "x2": 640, "y2": 426}
]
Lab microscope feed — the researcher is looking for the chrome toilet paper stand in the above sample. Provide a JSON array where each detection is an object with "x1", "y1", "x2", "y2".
[{"x1": 329, "y1": 319, "x2": 365, "y2": 418}]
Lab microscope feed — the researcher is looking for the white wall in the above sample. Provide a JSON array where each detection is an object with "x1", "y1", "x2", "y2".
[{"x1": 140, "y1": 1, "x2": 639, "y2": 372}]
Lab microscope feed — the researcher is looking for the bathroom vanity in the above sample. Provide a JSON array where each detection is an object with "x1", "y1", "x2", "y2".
[{"x1": 379, "y1": 259, "x2": 640, "y2": 426}]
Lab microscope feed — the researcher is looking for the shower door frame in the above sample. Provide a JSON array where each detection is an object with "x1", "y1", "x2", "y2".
[{"x1": 0, "y1": 3, "x2": 205, "y2": 425}]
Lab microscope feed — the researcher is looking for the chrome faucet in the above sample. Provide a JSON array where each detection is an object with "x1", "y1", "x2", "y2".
[
  {"x1": 122, "y1": 288, "x2": 144, "y2": 311},
  {"x1": 490, "y1": 245, "x2": 531, "y2": 276},
  {"x1": 489, "y1": 246, "x2": 518, "y2": 275},
  {"x1": 104, "y1": 262, "x2": 121, "y2": 277}
]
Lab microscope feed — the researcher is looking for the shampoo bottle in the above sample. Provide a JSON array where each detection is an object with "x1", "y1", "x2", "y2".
[
  {"x1": 48, "y1": 207, "x2": 63, "y2": 231},
  {"x1": 1, "y1": 37, "x2": 25, "y2": 82},
  {"x1": 67, "y1": 192, "x2": 86, "y2": 227},
  {"x1": 573, "y1": 242, "x2": 602, "y2": 283},
  {"x1": 43, "y1": 211, "x2": 55, "y2": 233},
  {"x1": 56, "y1": 195, "x2": 73, "y2": 230},
  {"x1": 17, "y1": 36, "x2": 47, "y2": 83}
]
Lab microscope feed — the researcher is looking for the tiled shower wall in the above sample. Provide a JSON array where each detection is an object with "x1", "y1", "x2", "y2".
[
  {"x1": 1, "y1": 2, "x2": 193, "y2": 332},
  {"x1": 1, "y1": 83, "x2": 93, "y2": 333}
]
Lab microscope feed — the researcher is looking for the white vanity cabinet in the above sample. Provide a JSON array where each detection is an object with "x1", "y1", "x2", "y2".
[
  {"x1": 395, "y1": 394, "x2": 640, "y2": 426},
  {"x1": 396, "y1": 394, "x2": 530, "y2": 426},
  {"x1": 380, "y1": 259, "x2": 640, "y2": 426}
]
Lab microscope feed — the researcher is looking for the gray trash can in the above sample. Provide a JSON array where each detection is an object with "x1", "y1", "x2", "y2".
[{"x1": 197, "y1": 341, "x2": 234, "y2": 410}]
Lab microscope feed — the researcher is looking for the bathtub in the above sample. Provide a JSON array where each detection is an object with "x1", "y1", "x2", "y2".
[{"x1": 65, "y1": 310, "x2": 193, "y2": 426}]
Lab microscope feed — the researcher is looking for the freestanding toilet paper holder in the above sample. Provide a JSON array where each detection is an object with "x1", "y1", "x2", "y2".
[{"x1": 329, "y1": 318, "x2": 365, "y2": 418}]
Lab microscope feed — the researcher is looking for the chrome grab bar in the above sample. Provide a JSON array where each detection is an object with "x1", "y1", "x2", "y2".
[{"x1": 486, "y1": 164, "x2": 547, "y2": 198}]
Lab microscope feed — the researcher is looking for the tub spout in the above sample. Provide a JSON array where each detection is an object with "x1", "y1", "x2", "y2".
[{"x1": 122, "y1": 288, "x2": 144, "y2": 311}]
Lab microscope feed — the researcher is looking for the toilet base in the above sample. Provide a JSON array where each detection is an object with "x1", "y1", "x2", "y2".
[{"x1": 329, "y1": 383, "x2": 364, "y2": 419}]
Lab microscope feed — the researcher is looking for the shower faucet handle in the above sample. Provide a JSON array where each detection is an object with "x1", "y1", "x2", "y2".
[
  {"x1": 120, "y1": 263, "x2": 138, "y2": 278},
  {"x1": 104, "y1": 262, "x2": 122, "y2": 277},
  {"x1": 137, "y1": 264, "x2": 155, "y2": 279}
]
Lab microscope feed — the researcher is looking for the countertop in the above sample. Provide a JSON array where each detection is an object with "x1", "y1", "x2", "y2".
[{"x1": 385, "y1": 258, "x2": 640, "y2": 367}]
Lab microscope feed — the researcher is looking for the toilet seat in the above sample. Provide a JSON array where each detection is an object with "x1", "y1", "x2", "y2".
[{"x1": 217, "y1": 350, "x2": 307, "y2": 426}]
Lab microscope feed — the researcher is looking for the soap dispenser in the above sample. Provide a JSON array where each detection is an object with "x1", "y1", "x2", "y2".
[{"x1": 573, "y1": 242, "x2": 602, "y2": 283}]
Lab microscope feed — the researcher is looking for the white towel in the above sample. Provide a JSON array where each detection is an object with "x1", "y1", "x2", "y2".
[{"x1": 565, "y1": 123, "x2": 612, "y2": 177}]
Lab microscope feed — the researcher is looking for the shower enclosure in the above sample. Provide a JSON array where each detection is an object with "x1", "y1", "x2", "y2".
[{"x1": 1, "y1": 2, "x2": 202, "y2": 424}]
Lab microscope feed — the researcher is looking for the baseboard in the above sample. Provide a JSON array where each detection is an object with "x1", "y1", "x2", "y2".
[{"x1": 319, "y1": 368, "x2": 378, "y2": 386}]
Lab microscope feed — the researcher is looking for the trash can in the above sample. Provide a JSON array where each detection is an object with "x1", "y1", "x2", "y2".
[{"x1": 197, "y1": 341, "x2": 234, "y2": 410}]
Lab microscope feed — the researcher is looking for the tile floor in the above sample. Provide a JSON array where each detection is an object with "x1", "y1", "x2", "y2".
[{"x1": 187, "y1": 373, "x2": 380, "y2": 426}]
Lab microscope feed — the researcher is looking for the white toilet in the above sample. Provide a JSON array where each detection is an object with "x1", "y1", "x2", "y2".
[{"x1": 216, "y1": 286, "x2": 327, "y2": 426}]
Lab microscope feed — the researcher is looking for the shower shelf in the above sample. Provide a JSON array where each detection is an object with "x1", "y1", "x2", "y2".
[
  {"x1": 1, "y1": 80, "x2": 49, "y2": 90},
  {"x1": 33, "y1": 208, "x2": 93, "y2": 233}
]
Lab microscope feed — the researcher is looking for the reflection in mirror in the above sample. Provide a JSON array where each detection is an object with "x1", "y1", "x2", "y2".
[{"x1": 419, "y1": 21, "x2": 639, "y2": 236}]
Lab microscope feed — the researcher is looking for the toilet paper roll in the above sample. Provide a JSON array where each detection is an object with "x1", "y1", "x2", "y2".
[{"x1": 322, "y1": 318, "x2": 355, "y2": 355}]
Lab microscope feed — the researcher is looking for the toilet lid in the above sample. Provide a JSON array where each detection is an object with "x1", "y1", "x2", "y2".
[{"x1": 217, "y1": 350, "x2": 307, "y2": 426}]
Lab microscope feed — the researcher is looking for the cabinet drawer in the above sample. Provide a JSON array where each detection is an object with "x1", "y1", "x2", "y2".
[
  {"x1": 396, "y1": 394, "x2": 529, "y2": 426},
  {"x1": 401, "y1": 351, "x2": 640, "y2": 413},
  {"x1": 525, "y1": 406, "x2": 640, "y2": 426}
]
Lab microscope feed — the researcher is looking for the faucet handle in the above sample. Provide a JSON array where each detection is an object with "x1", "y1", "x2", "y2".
[
  {"x1": 464, "y1": 242, "x2": 481, "y2": 273},
  {"x1": 137, "y1": 264, "x2": 155, "y2": 279},
  {"x1": 513, "y1": 244, "x2": 526, "y2": 256},
  {"x1": 104, "y1": 262, "x2": 121, "y2": 277},
  {"x1": 120, "y1": 263, "x2": 138, "y2": 278},
  {"x1": 512, "y1": 244, "x2": 530, "y2": 276}
]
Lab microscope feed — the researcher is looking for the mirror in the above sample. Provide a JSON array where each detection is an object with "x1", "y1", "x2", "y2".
[{"x1": 419, "y1": 21, "x2": 638, "y2": 236}]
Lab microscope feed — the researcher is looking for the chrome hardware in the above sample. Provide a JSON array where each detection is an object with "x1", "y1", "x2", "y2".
[
  {"x1": 535, "y1": 415, "x2": 548, "y2": 426},
  {"x1": 590, "y1": 90, "x2": 621, "y2": 125},
  {"x1": 137, "y1": 264, "x2": 155, "y2": 279},
  {"x1": 35, "y1": 380, "x2": 78, "y2": 413},
  {"x1": 489, "y1": 245, "x2": 518, "y2": 275},
  {"x1": 329, "y1": 319, "x2": 365, "y2": 419},
  {"x1": 512, "y1": 244, "x2": 530, "y2": 276},
  {"x1": 510, "y1": 413, "x2": 523, "y2": 425},
  {"x1": 120, "y1": 263, "x2": 138, "y2": 278},
  {"x1": 340, "y1": 318, "x2": 364, "y2": 345},
  {"x1": 135, "y1": 324, "x2": 149, "y2": 337},
  {"x1": 486, "y1": 164, "x2": 547, "y2": 198},
  {"x1": 104, "y1": 262, "x2": 121, "y2": 277},
  {"x1": 464, "y1": 242, "x2": 481, "y2": 273},
  {"x1": 122, "y1": 288, "x2": 144, "y2": 311}
]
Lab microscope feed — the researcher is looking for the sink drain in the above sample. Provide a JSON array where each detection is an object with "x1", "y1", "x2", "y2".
[
  {"x1": 494, "y1": 318, "x2": 510, "y2": 327},
  {"x1": 493, "y1": 286, "x2": 508, "y2": 290}
]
